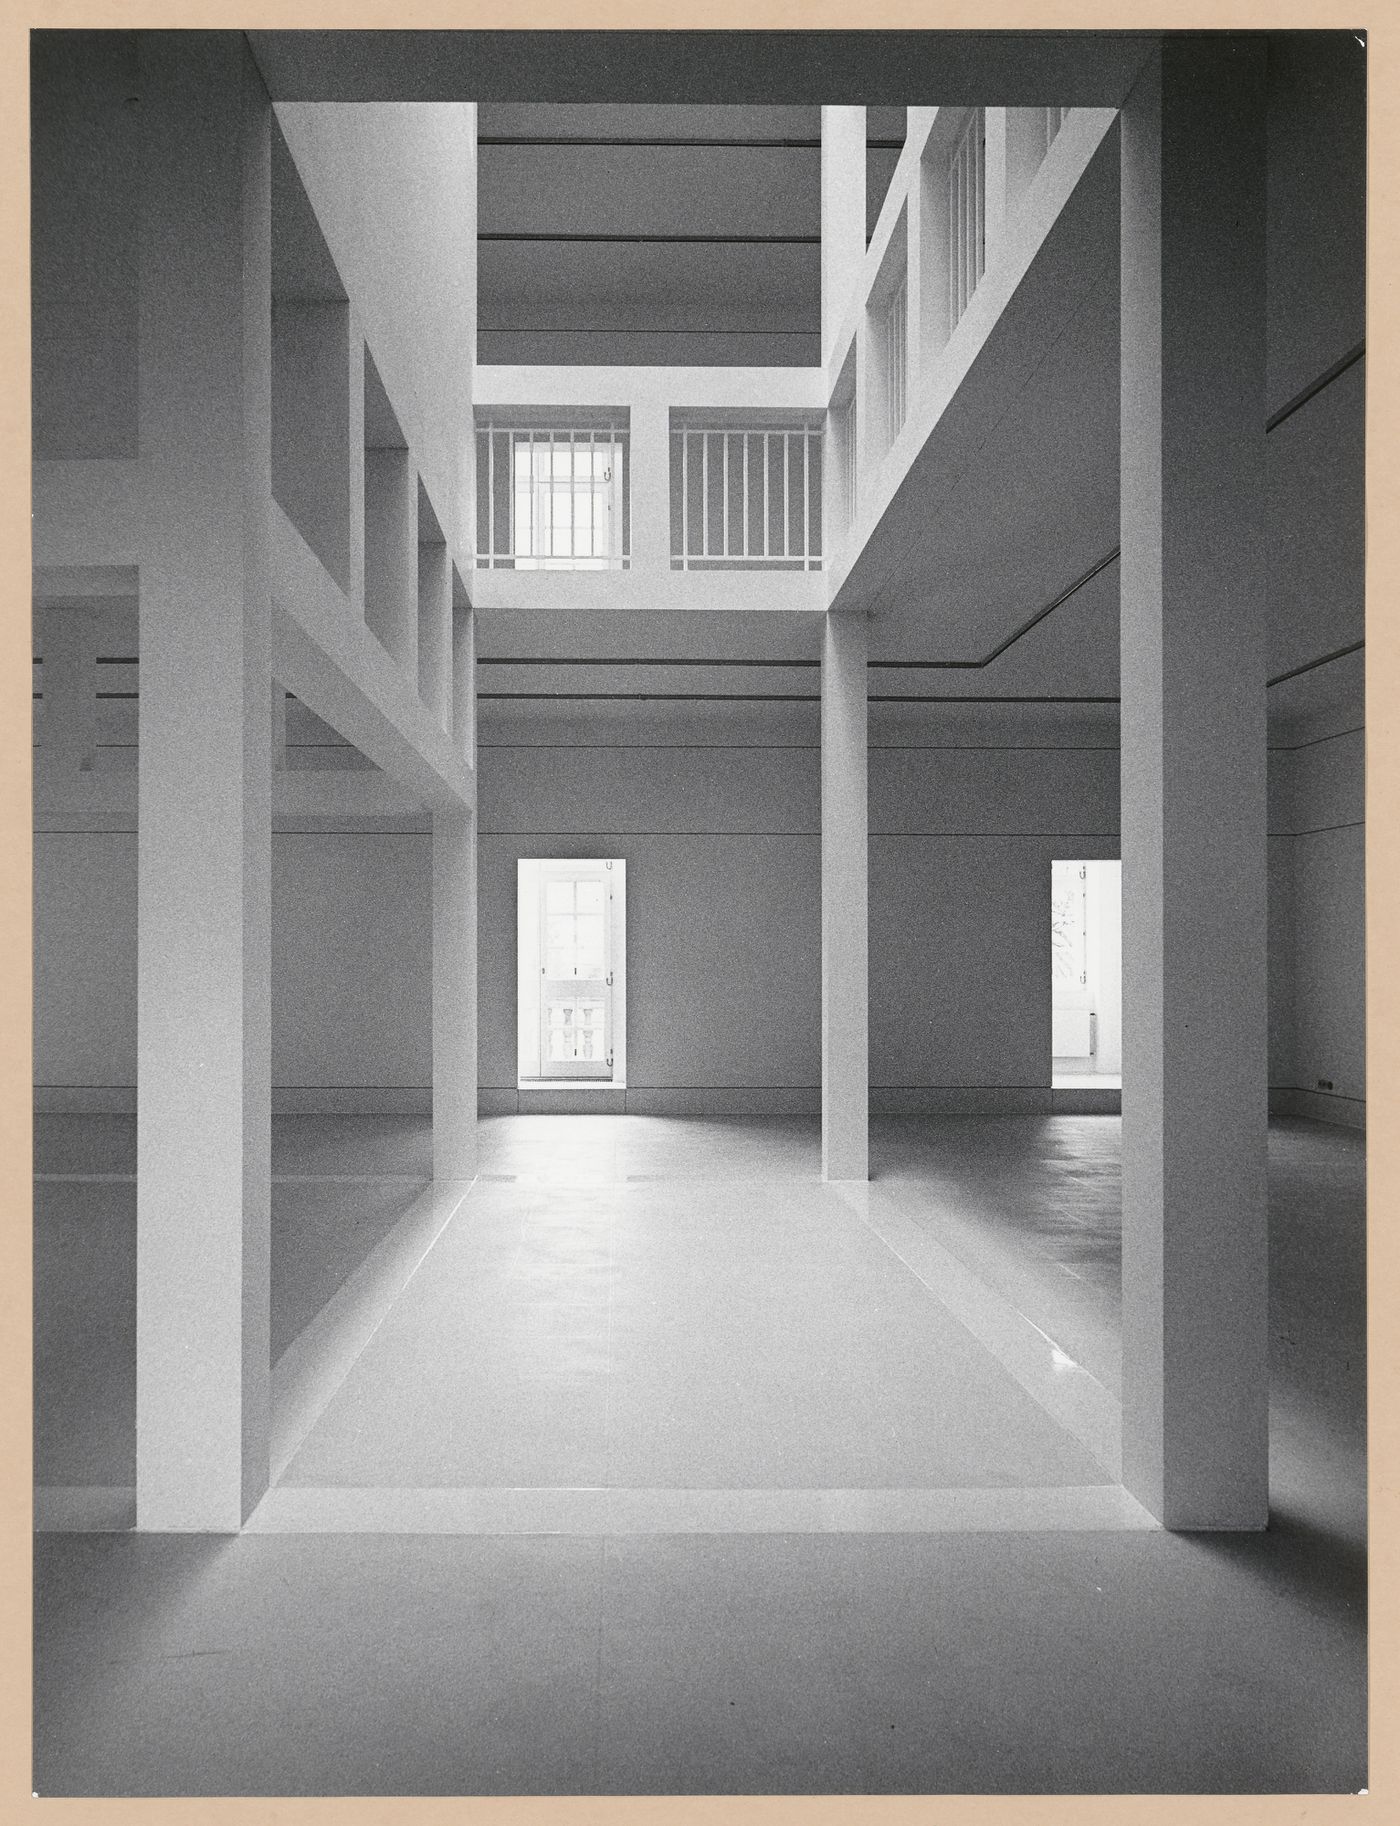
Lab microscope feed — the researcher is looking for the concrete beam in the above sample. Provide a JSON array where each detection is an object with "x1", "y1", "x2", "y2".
[{"x1": 270, "y1": 500, "x2": 474, "y2": 811}]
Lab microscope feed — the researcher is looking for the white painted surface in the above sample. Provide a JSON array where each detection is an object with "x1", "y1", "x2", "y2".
[
  {"x1": 135, "y1": 37, "x2": 273, "y2": 1532},
  {"x1": 821, "y1": 612, "x2": 869, "y2": 1180},
  {"x1": 1118, "y1": 43, "x2": 1269, "y2": 1531}
]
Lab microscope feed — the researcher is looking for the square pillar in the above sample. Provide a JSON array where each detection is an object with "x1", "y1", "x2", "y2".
[
  {"x1": 630, "y1": 401, "x2": 668, "y2": 573},
  {"x1": 822, "y1": 107, "x2": 866, "y2": 369},
  {"x1": 1119, "y1": 38, "x2": 1269, "y2": 1530},
  {"x1": 821, "y1": 609, "x2": 868, "y2": 1181},
  {"x1": 135, "y1": 33, "x2": 273, "y2": 1531},
  {"x1": 433, "y1": 602, "x2": 477, "y2": 1181}
]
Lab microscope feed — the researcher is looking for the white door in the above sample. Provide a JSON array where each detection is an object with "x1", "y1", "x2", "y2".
[{"x1": 538, "y1": 863, "x2": 614, "y2": 1080}]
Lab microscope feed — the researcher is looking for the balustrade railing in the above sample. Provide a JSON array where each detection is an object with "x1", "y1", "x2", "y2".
[{"x1": 670, "y1": 424, "x2": 824, "y2": 571}]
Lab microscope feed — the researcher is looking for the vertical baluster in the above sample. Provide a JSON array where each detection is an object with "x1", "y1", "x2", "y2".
[
  {"x1": 681, "y1": 428, "x2": 689, "y2": 569},
  {"x1": 802, "y1": 427, "x2": 810, "y2": 563},
  {"x1": 742, "y1": 434, "x2": 750, "y2": 559},
  {"x1": 722, "y1": 432, "x2": 730, "y2": 557},
  {"x1": 701, "y1": 432, "x2": 709, "y2": 559},
  {"x1": 780, "y1": 431, "x2": 788, "y2": 558}
]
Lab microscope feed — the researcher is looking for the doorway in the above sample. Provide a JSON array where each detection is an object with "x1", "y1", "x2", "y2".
[
  {"x1": 1050, "y1": 858, "x2": 1121, "y2": 1087},
  {"x1": 517, "y1": 858, "x2": 627, "y2": 1088}
]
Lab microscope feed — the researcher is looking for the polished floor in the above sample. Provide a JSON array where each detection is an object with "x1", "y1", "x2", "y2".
[{"x1": 32, "y1": 1112, "x2": 1367, "y2": 1795}]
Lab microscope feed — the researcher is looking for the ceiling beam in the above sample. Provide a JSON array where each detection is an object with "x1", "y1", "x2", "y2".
[{"x1": 246, "y1": 30, "x2": 1159, "y2": 108}]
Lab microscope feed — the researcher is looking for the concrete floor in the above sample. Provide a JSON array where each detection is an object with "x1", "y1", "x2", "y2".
[{"x1": 32, "y1": 1112, "x2": 1366, "y2": 1795}]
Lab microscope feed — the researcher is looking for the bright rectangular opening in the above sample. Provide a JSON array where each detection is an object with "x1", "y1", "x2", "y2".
[
  {"x1": 477, "y1": 423, "x2": 630, "y2": 570},
  {"x1": 517, "y1": 858, "x2": 626, "y2": 1089},
  {"x1": 1051, "y1": 858, "x2": 1121, "y2": 1088}
]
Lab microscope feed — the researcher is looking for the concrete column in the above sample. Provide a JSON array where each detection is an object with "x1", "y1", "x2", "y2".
[
  {"x1": 821, "y1": 610, "x2": 868, "y2": 1182},
  {"x1": 418, "y1": 532, "x2": 452, "y2": 732},
  {"x1": 629, "y1": 401, "x2": 669, "y2": 573},
  {"x1": 39, "y1": 609, "x2": 98, "y2": 775},
  {"x1": 434, "y1": 601, "x2": 477, "y2": 1179},
  {"x1": 821, "y1": 107, "x2": 866, "y2": 369},
  {"x1": 364, "y1": 445, "x2": 417, "y2": 678},
  {"x1": 135, "y1": 33, "x2": 272, "y2": 1531},
  {"x1": 1119, "y1": 38, "x2": 1269, "y2": 1531}
]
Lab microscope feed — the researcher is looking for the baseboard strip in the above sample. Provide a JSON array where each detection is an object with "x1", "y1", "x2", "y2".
[{"x1": 244, "y1": 1481, "x2": 1157, "y2": 1536}]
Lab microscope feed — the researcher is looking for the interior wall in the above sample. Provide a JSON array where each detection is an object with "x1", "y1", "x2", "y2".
[
  {"x1": 1268, "y1": 710, "x2": 1366, "y2": 1128},
  {"x1": 270, "y1": 833, "x2": 432, "y2": 1100},
  {"x1": 33, "y1": 702, "x2": 1365, "y2": 1129},
  {"x1": 474, "y1": 702, "x2": 1121, "y2": 1116},
  {"x1": 31, "y1": 31, "x2": 141, "y2": 461}
]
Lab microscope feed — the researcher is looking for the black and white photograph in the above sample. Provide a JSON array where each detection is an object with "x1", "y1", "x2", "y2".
[{"x1": 26, "y1": 18, "x2": 1372, "y2": 1804}]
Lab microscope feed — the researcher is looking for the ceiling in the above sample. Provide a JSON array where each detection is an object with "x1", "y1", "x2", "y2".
[
  {"x1": 246, "y1": 32, "x2": 1153, "y2": 108},
  {"x1": 477, "y1": 104, "x2": 906, "y2": 368},
  {"x1": 32, "y1": 32, "x2": 1364, "y2": 745}
]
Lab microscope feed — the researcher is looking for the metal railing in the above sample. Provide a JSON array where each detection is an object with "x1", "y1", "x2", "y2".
[
  {"x1": 475, "y1": 424, "x2": 630, "y2": 569},
  {"x1": 948, "y1": 107, "x2": 986, "y2": 333},
  {"x1": 670, "y1": 424, "x2": 823, "y2": 570}
]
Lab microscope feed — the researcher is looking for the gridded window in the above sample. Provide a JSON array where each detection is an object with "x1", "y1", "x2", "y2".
[
  {"x1": 476, "y1": 425, "x2": 629, "y2": 569},
  {"x1": 538, "y1": 865, "x2": 614, "y2": 1080}
]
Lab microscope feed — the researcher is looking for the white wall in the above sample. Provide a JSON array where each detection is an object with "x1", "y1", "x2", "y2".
[
  {"x1": 33, "y1": 833, "x2": 138, "y2": 1090},
  {"x1": 33, "y1": 703, "x2": 1365, "y2": 1128},
  {"x1": 475, "y1": 702, "x2": 1120, "y2": 1114},
  {"x1": 270, "y1": 833, "x2": 431, "y2": 1095}
]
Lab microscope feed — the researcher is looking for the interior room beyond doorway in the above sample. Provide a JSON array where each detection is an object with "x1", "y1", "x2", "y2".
[
  {"x1": 517, "y1": 858, "x2": 627, "y2": 1090},
  {"x1": 1051, "y1": 858, "x2": 1121, "y2": 1089}
]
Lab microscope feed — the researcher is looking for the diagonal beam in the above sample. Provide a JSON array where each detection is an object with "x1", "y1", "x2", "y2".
[{"x1": 270, "y1": 501, "x2": 473, "y2": 812}]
